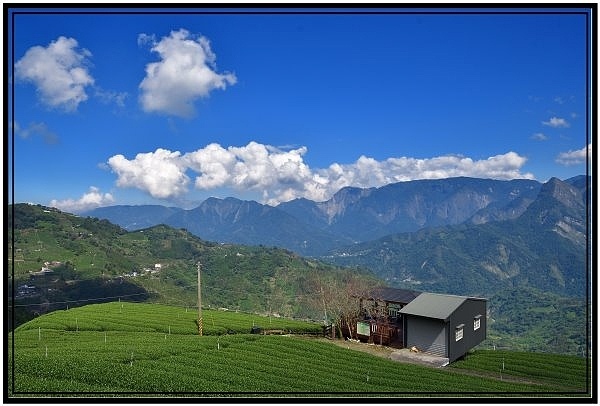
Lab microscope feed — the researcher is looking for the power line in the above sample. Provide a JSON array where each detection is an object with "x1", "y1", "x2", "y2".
[
  {"x1": 136, "y1": 280, "x2": 325, "y2": 298},
  {"x1": 9, "y1": 286, "x2": 324, "y2": 309},
  {"x1": 9, "y1": 275, "x2": 332, "y2": 311},
  {"x1": 10, "y1": 292, "x2": 148, "y2": 307}
]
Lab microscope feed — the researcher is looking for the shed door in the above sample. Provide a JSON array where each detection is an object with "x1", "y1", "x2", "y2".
[{"x1": 405, "y1": 316, "x2": 446, "y2": 357}]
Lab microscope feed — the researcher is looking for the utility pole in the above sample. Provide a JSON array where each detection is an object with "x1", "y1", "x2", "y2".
[{"x1": 197, "y1": 262, "x2": 203, "y2": 336}]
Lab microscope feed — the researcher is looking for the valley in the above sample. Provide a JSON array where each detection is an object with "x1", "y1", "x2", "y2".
[{"x1": 7, "y1": 176, "x2": 591, "y2": 358}]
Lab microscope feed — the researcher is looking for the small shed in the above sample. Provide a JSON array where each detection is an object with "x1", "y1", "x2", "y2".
[{"x1": 399, "y1": 292, "x2": 486, "y2": 362}]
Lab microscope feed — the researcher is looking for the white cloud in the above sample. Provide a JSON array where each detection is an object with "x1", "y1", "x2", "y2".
[
  {"x1": 315, "y1": 152, "x2": 532, "y2": 196},
  {"x1": 107, "y1": 149, "x2": 191, "y2": 199},
  {"x1": 13, "y1": 121, "x2": 59, "y2": 144},
  {"x1": 94, "y1": 87, "x2": 128, "y2": 107},
  {"x1": 531, "y1": 132, "x2": 548, "y2": 141},
  {"x1": 183, "y1": 142, "x2": 313, "y2": 204},
  {"x1": 139, "y1": 29, "x2": 237, "y2": 117},
  {"x1": 542, "y1": 116, "x2": 570, "y2": 128},
  {"x1": 556, "y1": 144, "x2": 591, "y2": 166},
  {"x1": 50, "y1": 187, "x2": 114, "y2": 213},
  {"x1": 107, "y1": 142, "x2": 534, "y2": 206},
  {"x1": 15, "y1": 36, "x2": 94, "y2": 112},
  {"x1": 137, "y1": 33, "x2": 156, "y2": 46}
]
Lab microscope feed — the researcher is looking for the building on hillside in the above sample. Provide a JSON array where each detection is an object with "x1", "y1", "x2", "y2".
[
  {"x1": 351, "y1": 287, "x2": 422, "y2": 348},
  {"x1": 341, "y1": 287, "x2": 487, "y2": 363},
  {"x1": 398, "y1": 292, "x2": 487, "y2": 362}
]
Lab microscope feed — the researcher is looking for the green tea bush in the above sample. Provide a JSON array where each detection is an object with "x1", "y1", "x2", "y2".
[{"x1": 8, "y1": 302, "x2": 588, "y2": 396}]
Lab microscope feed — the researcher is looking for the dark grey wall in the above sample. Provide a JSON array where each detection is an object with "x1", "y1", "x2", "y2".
[
  {"x1": 405, "y1": 316, "x2": 447, "y2": 357},
  {"x1": 446, "y1": 299, "x2": 487, "y2": 362}
]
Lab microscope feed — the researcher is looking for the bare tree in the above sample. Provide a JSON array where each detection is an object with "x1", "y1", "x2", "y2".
[{"x1": 310, "y1": 273, "x2": 368, "y2": 340}]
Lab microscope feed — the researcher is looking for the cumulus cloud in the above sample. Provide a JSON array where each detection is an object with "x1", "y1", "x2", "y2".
[
  {"x1": 15, "y1": 36, "x2": 94, "y2": 112},
  {"x1": 555, "y1": 144, "x2": 591, "y2": 166},
  {"x1": 183, "y1": 142, "x2": 313, "y2": 203},
  {"x1": 542, "y1": 116, "x2": 570, "y2": 128},
  {"x1": 107, "y1": 149, "x2": 190, "y2": 199},
  {"x1": 107, "y1": 142, "x2": 534, "y2": 206},
  {"x1": 313, "y1": 152, "x2": 532, "y2": 198},
  {"x1": 138, "y1": 29, "x2": 237, "y2": 117},
  {"x1": 50, "y1": 187, "x2": 114, "y2": 213}
]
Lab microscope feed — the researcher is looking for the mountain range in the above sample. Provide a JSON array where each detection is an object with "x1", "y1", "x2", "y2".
[
  {"x1": 85, "y1": 177, "x2": 545, "y2": 256},
  {"x1": 84, "y1": 176, "x2": 589, "y2": 299},
  {"x1": 325, "y1": 176, "x2": 589, "y2": 297}
]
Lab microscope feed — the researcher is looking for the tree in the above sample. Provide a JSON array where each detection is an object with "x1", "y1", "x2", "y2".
[
  {"x1": 362, "y1": 296, "x2": 390, "y2": 345},
  {"x1": 311, "y1": 273, "x2": 369, "y2": 340}
]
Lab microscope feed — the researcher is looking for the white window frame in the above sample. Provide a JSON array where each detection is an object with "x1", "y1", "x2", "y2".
[
  {"x1": 474, "y1": 315, "x2": 481, "y2": 331},
  {"x1": 455, "y1": 324, "x2": 464, "y2": 341}
]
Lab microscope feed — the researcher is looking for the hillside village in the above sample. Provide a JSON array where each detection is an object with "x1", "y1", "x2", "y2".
[
  {"x1": 16, "y1": 258, "x2": 168, "y2": 299},
  {"x1": 121, "y1": 263, "x2": 163, "y2": 278}
]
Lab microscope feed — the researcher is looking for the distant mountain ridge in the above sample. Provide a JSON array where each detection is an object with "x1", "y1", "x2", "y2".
[
  {"x1": 85, "y1": 204, "x2": 183, "y2": 230},
  {"x1": 84, "y1": 177, "x2": 545, "y2": 256},
  {"x1": 324, "y1": 176, "x2": 589, "y2": 298},
  {"x1": 164, "y1": 197, "x2": 351, "y2": 254},
  {"x1": 278, "y1": 177, "x2": 541, "y2": 242}
]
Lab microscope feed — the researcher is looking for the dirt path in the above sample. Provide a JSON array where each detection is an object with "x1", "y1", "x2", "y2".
[{"x1": 311, "y1": 336, "x2": 397, "y2": 358}]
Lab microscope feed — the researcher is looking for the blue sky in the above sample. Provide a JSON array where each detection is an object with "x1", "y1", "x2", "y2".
[{"x1": 7, "y1": 6, "x2": 593, "y2": 212}]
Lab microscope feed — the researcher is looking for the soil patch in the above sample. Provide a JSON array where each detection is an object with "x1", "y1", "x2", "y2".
[
  {"x1": 389, "y1": 349, "x2": 449, "y2": 368},
  {"x1": 309, "y1": 337, "x2": 449, "y2": 368}
]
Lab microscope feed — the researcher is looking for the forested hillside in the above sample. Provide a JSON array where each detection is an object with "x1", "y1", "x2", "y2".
[
  {"x1": 8, "y1": 203, "x2": 379, "y2": 329},
  {"x1": 324, "y1": 177, "x2": 588, "y2": 297}
]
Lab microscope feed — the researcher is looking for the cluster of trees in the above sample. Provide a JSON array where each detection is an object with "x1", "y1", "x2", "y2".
[{"x1": 307, "y1": 273, "x2": 382, "y2": 338}]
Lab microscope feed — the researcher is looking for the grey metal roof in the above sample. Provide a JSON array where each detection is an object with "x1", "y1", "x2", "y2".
[
  {"x1": 398, "y1": 292, "x2": 484, "y2": 321},
  {"x1": 365, "y1": 287, "x2": 422, "y2": 305}
]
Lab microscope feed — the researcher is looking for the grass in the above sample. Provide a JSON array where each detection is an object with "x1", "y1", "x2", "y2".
[
  {"x1": 450, "y1": 349, "x2": 589, "y2": 391},
  {"x1": 7, "y1": 302, "x2": 591, "y2": 398}
]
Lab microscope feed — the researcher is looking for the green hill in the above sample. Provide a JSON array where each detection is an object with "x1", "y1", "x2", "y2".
[
  {"x1": 7, "y1": 203, "x2": 590, "y2": 358},
  {"x1": 7, "y1": 302, "x2": 590, "y2": 397},
  {"x1": 8, "y1": 203, "x2": 379, "y2": 329}
]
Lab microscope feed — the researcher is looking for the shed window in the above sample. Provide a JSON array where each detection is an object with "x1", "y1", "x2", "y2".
[
  {"x1": 455, "y1": 324, "x2": 464, "y2": 341},
  {"x1": 474, "y1": 315, "x2": 482, "y2": 331}
]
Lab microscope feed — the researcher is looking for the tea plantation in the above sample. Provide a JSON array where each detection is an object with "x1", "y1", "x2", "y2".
[{"x1": 7, "y1": 302, "x2": 590, "y2": 398}]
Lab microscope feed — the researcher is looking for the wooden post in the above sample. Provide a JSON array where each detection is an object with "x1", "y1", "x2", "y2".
[{"x1": 197, "y1": 262, "x2": 203, "y2": 336}]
